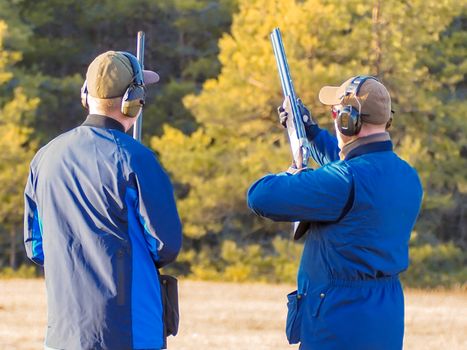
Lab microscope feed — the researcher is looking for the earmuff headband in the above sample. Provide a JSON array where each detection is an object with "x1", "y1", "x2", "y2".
[
  {"x1": 118, "y1": 52, "x2": 144, "y2": 86},
  {"x1": 337, "y1": 75, "x2": 378, "y2": 136}
]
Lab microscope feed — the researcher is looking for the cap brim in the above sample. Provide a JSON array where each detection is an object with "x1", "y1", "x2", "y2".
[
  {"x1": 143, "y1": 70, "x2": 160, "y2": 85},
  {"x1": 318, "y1": 86, "x2": 343, "y2": 105},
  {"x1": 318, "y1": 77, "x2": 355, "y2": 105}
]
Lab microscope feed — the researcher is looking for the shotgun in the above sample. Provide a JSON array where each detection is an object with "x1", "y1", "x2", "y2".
[
  {"x1": 133, "y1": 31, "x2": 145, "y2": 142},
  {"x1": 271, "y1": 27, "x2": 311, "y2": 240},
  {"x1": 270, "y1": 27, "x2": 312, "y2": 168}
]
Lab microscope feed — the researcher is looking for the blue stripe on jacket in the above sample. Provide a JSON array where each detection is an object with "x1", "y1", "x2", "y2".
[
  {"x1": 24, "y1": 182, "x2": 44, "y2": 265},
  {"x1": 125, "y1": 187, "x2": 163, "y2": 349}
]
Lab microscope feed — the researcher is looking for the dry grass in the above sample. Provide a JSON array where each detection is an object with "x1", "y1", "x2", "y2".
[{"x1": 0, "y1": 279, "x2": 466, "y2": 349}]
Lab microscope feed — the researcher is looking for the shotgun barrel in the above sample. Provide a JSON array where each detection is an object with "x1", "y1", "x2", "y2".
[
  {"x1": 133, "y1": 31, "x2": 145, "y2": 142},
  {"x1": 270, "y1": 27, "x2": 311, "y2": 168},
  {"x1": 271, "y1": 28, "x2": 312, "y2": 240}
]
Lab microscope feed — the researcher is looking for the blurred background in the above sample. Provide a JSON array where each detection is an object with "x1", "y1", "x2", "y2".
[{"x1": 0, "y1": 0, "x2": 465, "y2": 289}]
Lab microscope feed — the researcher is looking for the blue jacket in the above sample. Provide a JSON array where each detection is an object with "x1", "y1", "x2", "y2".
[
  {"x1": 248, "y1": 128, "x2": 422, "y2": 349},
  {"x1": 24, "y1": 115, "x2": 182, "y2": 350}
]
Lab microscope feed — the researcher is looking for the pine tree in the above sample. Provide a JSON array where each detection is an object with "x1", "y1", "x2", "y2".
[{"x1": 0, "y1": 21, "x2": 39, "y2": 268}]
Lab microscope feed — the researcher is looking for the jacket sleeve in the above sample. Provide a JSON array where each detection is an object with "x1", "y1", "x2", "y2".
[
  {"x1": 307, "y1": 127, "x2": 340, "y2": 166},
  {"x1": 247, "y1": 163, "x2": 352, "y2": 223},
  {"x1": 133, "y1": 152, "x2": 182, "y2": 268},
  {"x1": 24, "y1": 166, "x2": 44, "y2": 266}
]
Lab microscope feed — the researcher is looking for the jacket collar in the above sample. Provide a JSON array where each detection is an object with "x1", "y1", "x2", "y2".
[
  {"x1": 342, "y1": 132, "x2": 393, "y2": 160},
  {"x1": 82, "y1": 114, "x2": 125, "y2": 133}
]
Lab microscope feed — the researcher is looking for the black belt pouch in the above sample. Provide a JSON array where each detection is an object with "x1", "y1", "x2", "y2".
[{"x1": 159, "y1": 274, "x2": 180, "y2": 349}]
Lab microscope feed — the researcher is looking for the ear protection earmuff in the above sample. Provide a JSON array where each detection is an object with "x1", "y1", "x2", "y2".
[
  {"x1": 336, "y1": 75, "x2": 378, "y2": 136},
  {"x1": 119, "y1": 52, "x2": 145, "y2": 118},
  {"x1": 81, "y1": 52, "x2": 146, "y2": 118},
  {"x1": 80, "y1": 81, "x2": 89, "y2": 110}
]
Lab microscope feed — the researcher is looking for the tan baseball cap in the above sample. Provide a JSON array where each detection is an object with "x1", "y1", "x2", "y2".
[
  {"x1": 319, "y1": 76, "x2": 391, "y2": 125},
  {"x1": 86, "y1": 51, "x2": 160, "y2": 98}
]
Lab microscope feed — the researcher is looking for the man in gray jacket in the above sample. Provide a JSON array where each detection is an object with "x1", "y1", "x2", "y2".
[{"x1": 24, "y1": 51, "x2": 182, "y2": 350}]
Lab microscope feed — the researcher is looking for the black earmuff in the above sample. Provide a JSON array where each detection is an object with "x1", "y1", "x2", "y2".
[
  {"x1": 336, "y1": 75, "x2": 378, "y2": 136},
  {"x1": 336, "y1": 105, "x2": 362, "y2": 136},
  {"x1": 386, "y1": 115, "x2": 393, "y2": 130},
  {"x1": 80, "y1": 81, "x2": 88, "y2": 109},
  {"x1": 80, "y1": 52, "x2": 146, "y2": 118},
  {"x1": 119, "y1": 52, "x2": 146, "y2": 118}
]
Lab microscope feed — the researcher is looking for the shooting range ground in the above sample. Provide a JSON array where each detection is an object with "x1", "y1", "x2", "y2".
[{"x1": 0, "y1": 279, "x2": 465, "y2": 349}]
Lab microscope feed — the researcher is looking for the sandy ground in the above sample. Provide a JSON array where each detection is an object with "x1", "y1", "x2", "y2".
[{"x1": 0, "y1": 279, "x2": 466, "y2": 350}]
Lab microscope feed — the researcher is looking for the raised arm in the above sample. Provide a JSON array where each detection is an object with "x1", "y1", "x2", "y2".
[{"x1": 247, "y1": 163, "x2": 352, "y2": 223}]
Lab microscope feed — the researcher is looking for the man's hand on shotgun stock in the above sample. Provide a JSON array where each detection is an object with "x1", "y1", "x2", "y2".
[
  {"x1": 286, "y1": 162, "x2": 307, "y2": 175},
  {"x1": 277, "y1": 96, "x2": 317, "y2": 129}
]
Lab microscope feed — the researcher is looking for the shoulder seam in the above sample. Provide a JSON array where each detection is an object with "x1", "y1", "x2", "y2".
[{"x1": 109, "y1": 130, "x2": 129, "y2": 181}]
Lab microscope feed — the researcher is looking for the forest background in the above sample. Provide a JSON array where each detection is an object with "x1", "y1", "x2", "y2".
[{"x1": 0, "y1": 0, "x2": 465, "y2": 288}]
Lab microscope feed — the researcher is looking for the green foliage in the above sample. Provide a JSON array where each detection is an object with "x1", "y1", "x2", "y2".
[
  {"x1": 402, "y1": 243, "x2": 467, "y2": 288},
  {"x1": 2, "y1": 0, "x2": 237, "y2": 140},
  {"x1": 0, "y1": 19, "x2": 39, "y2": 268},
  {"x1": 174, "y1": 237, "x2": 301, "y2": 283},
  {"x1": 0, "y1": 264, "x2": 38, "y2": 279}
]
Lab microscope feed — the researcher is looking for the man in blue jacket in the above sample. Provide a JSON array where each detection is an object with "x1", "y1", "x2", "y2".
[
  {"x1": 248, "y1": 76, "x2": 423, "y2": 349},
  {"x1": 24, "y1": 51, "x2": 182, "y2": 350}
]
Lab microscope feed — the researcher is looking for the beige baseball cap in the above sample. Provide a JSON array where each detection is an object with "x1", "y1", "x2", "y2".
[
  {"x1": 86, "y1": 51, "x2": 160, "y2": 98},
  {"x1": 319, "y1": 76, "x2": 392, "y2": 125}
]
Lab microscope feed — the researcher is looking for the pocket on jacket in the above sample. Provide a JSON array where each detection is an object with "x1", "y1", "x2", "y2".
[
  {"x1": 311, "y1": 290, "x2": 327, "y2": 318},
  {"x1": 286, "y1": 290, "x2": 303, "y2": 344}
]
